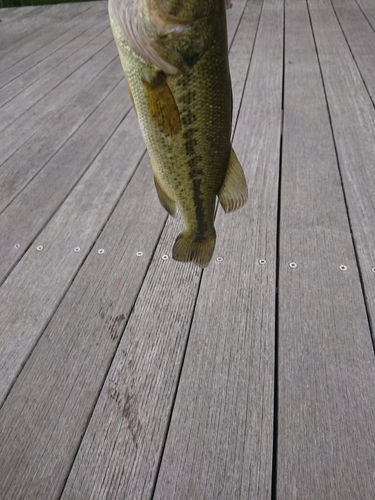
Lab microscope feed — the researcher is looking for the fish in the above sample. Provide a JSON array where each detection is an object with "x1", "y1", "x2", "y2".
[{"x1": 108, "y1": 0, "x2": 248, "y2": 268}]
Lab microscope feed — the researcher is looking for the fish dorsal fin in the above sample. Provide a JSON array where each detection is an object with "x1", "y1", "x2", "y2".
[
  {"x1": 154, "y1": 175, "x2": 177, "y2": 217},
  {"x1": 218, "y1": 147, "x2": 248, "y2": 213},
  {"x1": 142, "y1": 72, "x2": 181, "y2": 136}
]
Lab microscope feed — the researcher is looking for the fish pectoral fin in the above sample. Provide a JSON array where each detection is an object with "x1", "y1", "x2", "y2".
[
  {"x1": 142, "y1": 74, "x2": 181, "y2": 136},
  {"x1": 172, "y1": 232, "x2": 216, "y2": 268},
  {"x1": 154, "y1": 176, "x2": 177, "y2": 217},
  {"x1": 218, "y1": 147, "x2": 248, "y2": 213}
]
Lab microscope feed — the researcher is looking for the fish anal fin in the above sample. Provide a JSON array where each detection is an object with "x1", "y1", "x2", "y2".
[
  {"x1": 154, "y1": 176, "x2": 176, "y2": 216},
  {"x1": 142, "y1": 73, "x2": 181, "y2": 136},
  {"x1": 172, "y1": 231, "x2": 216, "y2": 268},
  {"x1": 218, "y1": 147, "x2": 248, "y2": 213}
]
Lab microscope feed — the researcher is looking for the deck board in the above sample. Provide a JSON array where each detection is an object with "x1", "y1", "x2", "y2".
[
  {"x1": 0, "y1": 68, "x2": 126, "y2": 282},
  {"x1": 0, "y1": 1, "x2": 374, "y2": 498},
  {"x1": 331, "y1": 0, "x2": 375, "y2": 101},
  {"x1": 0, "y1": 14, "x2": 110, "y2": 106},
  {"x1": 278, "y1": 1, "x2": 375, "y2": 497},
  {"x1": 308, "y1": 0, "x2": 375, "y2": 339}
]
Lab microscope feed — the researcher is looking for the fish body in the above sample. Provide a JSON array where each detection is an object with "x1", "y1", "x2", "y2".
[{"x1": 108, "y1": 0, "x2": 248, "y2": 267}]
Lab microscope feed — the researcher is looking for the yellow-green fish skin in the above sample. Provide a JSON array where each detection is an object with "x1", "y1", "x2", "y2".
[{"x1": 109, "y1": 0, "x2": 248, "y2": 267}]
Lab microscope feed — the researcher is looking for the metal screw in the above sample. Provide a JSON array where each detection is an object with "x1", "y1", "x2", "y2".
[
  {"x1": 339, "y1": 265, "x2": 347, "y2": 271},
  {"x1": 216, "y1": 256, "x2": 224, "y2": 262},
  {"x1": 371, "y1": 267, "x2": 375, "y2": 273},
  {"x1": 14, "y1": 243, "x2": 20, "y2": 249},
  {"x1": 73, "y1": 247, "x2": 81, "y2": 253},
  {"x1": 289, "y1": 262, "x2": 297, "y2": 269},
  {"x1": 162, "y1": 254, "x2": 169, "y2": 260},
  {"x1": 98, "y1": 249, "x2": 105, "y2": 255},
  {"x1": 258, "y1": 259, "x2": 266, "y2": 265},
  {"x1": 136, "y1": 251, "x2": 143, "y2": 257},
  {"x1": 36, "y1": 245, "x2": 43, "y2": 251}
]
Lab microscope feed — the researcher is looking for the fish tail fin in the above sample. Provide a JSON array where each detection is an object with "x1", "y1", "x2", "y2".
[{"x1": 172, "y1": 231, "x2": 216, "y2": 268}]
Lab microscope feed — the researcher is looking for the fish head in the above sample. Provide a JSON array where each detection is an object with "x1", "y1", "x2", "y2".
[{"x1": 108, "y1": 0, "x2": 220, "y2": 74}]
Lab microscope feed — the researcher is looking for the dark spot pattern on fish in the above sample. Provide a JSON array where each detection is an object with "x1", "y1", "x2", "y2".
[
  {"x1": 182, "y1": 129, "x2": 198, "y2": 155},
  {"x1": 180, "y1": 89, "x2": 196, "y2": 105},
  {"x1": 191, "y1": 178, "x2": 208, "y2": 236},
  {"x1": 181, "y1": 109, "x2": 196, "y2": 127}
]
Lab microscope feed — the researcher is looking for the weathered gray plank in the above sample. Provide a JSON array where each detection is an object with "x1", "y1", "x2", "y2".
[
  {"x1": 0, "y1": 58, "x2": 123, "y2": 214},
  {"x1": 0, "y1": 26, "x2": 113, "y2": 134},
  {"x1": 0, "y1": 156, "x2": 169, "y2": 500},
  {"x1": 229, "y1": 0, "x2": 263, "y2": 127},
  {"x1": 59, "y1": 225, "x2": 201, "y2": 500},
  {"x1": 0, "y1": 74, "x2": 127, "y2": 283},
  {"x1": 60, "y1": 2, "x2": 270, "y2": 499},
  {"x1": 277, "y1": 1, "x2": 375, "y2": 498},
  {"x1": 308, "y1": 0, "x2": 375, "y2": 340},
  {"x1": 226, "y1": 0, "x2": 247, "y2": 47},
  {"x1": 331, "y1": 0, "x2": 375, "y2": 101},
  {"x1": 0, "y1": 6, "x2": 108, "y2": 94},
  {"x1": 356, "y1": 0, "x2": 375, "y2": 30},
  {"x1": 0, "y1": 3, "x2": 93, "y2": 54},
  {"x1": 0, "y1": 5, "x2": 41, "y2": 23},
  {"x1": 0, "y1": 103, "x2": 145, "y2": 406},
  {"x1": 0, "y1": 20, "x2": 109, "y2": 108},
  {"x1": 0, "y1": 4, "x2": 54, "y2": 43},
  {"x1": 0, "y1": 3, "x2": 101, "y2": 76},
  {"x1": 153, "y1": 0, "x2": 281, "y2": 497},
  {"x1": 0, "y1": 34, "x2": 116, "y2": 165}
]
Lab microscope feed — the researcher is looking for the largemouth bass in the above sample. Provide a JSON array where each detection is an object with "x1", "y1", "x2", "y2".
[{"x1": 108, "y1": 0, "x2": 248, "y2": 267}]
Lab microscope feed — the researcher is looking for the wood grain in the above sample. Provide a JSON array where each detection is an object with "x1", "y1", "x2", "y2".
[
  {"x1": 0, "y1": 17, "x2": 109, "y2": 107},
  {"x1": 0, "y1": 105, "x2": 144, "y2": 404},
  {"x1": 356, "y1": 0, "x2": 375, "y2": 30},
  {"x1": 0, "y1": 4, "x2": 105, "y2": 89},
  {"x1": 0, "y1": 76, "x2": 128, "y2": 282},
  {"x1": 0, "y1": 58, "x2": 123, "y2": 214},
  {"x1": 277, "y1": 1, "x2": 375, "y2": 498},
  {"x1": 0, "y1": 156, "x2": 168, "y2": 500},
  {"x1": 331, "y1": 0, "x2": 375, "y2": 100},
  {"x1": 0, "y1": 28, "x2": 113, "y2": 135},
  {"x1": 308, "y1": 0, "x2": 375, "y2": 344},
  {"x1": 0, "y1": 3, "x2": 94, "y2": 65}
]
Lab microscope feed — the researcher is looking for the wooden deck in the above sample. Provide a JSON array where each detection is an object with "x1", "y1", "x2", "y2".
[{"x1": 1, "y1": 0, "x2": 375, "y2": 498}]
